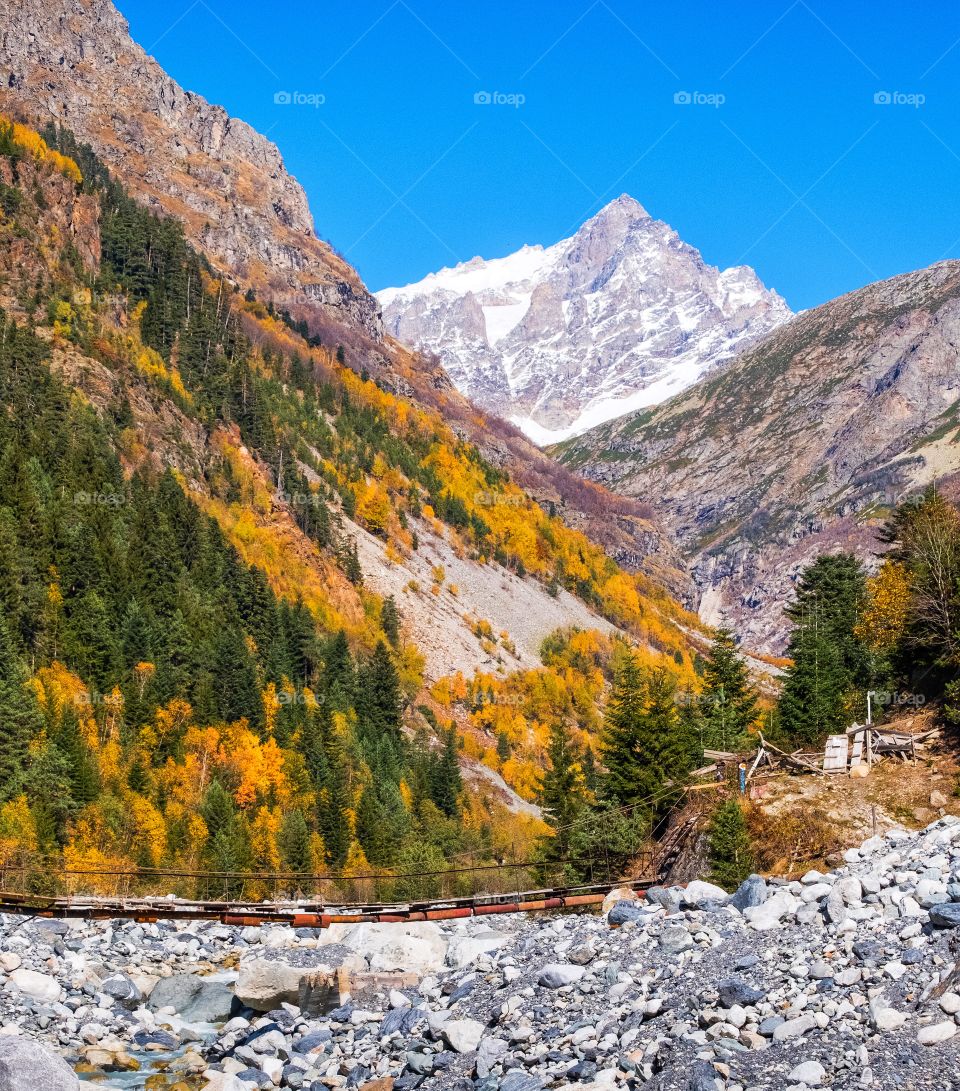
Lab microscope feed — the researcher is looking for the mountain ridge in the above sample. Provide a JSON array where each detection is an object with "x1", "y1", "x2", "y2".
[
  {"x1": 555, "y1": 258, "x2": 960, "y2": 650},
  {"x1": 0, "y1": 0, "x2": 382, "y2": 340},
  {"x1": 378, "y1": 194, "x2": 792, "y2": 444}
]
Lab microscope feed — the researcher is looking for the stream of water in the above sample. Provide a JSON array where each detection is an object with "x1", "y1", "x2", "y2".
[{"x1": 76, "y1": 1045, "x2": 200, "y2": 1088}]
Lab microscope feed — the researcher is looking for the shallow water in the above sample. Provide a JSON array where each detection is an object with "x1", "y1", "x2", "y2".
[
  {"x1": 76, "y1": 1045, "x2": 201, "y2": 1089},
  {"x1": 73, "y1": 976, "x2": 234, "y2": 1088}
]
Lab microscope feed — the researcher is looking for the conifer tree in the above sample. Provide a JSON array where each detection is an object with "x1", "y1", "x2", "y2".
[
  {"x1": 601, "y1": 659, "x2": 690, "y2": 814},
  {"x1": 538, "y1": 719, "x2": 585, "y2": 858},
  {"x1": 200, "y1": 780, "x2": 236, "y2": 845},
  {"x1": 21, "y1": 738, "x2": 75, "y2": 847},
  {"x1": 700, "y1": 629, "x2": 758, "y2": 752},
  {"x1": 279, "y1": 809, "x2": 312, "y2": 877},
  {"x1": 54, "y1": 704, "x2": 99, "y2": 805},
  {"x1": 0, "y1": 509, "x2": 22, "y2": 635},
  {"x1": 285, "y1": 600, "x2": 321, "y2": 686},
  {"x1": 355, "y1": 783, "x2": 390, "y2": 865},
  {"x1": 121, "y1": 599, "x2": 154, "y2": 669},
  {"x1": 381, "y1": 595, "x2": 400, "y2": 648},
  {"x1": 0, "y1": 616, "x2": 43, "y2": 801},
  {"x1": 430, "y1": 725, "x2": 463, "y2": 818},
  {"x1": 340, "y1": 539, "x2": 363, "y2": 585},
  {"x1": 359, "y1": 641, "x2": 403, "y2": 742},
  {"x1": 318, "y1": 722, "x2": 351, "y2": 868},
  {"x1": 63, "y1": 589, "x2": 119, "y2": 690},
  {"x1": 127, "y1": 755, "x2": 149, "y2": 794},
  {"x1": 778, "y1": 554, "x2": 871, "y2": 744},
  {"x1": 708, "y1": 799, "x2": 755, "y2": 891},
  {"x1": 778, "y1": 619, "x2": 848, "y2": 743},
  {"x1": 209, "y1": 825, "x2": 251, "y2": 897},
  {"x1": 200, "y1": 780, "x2": 250, "y2": 891},
  {"x1": 581, "y1": 745, "x2": 599, "y2": 793},
  {"x1": 600, "y1": 652, "x2": 648, "y2": 806},
  {"x1": 321, "y1": 630, "x2": 354, "y2": 711},
  {"x1": 212, "y1": 621, "x2": 262, "y2": 730},
  {"x1": 300, "y1": 704, "x2": 330, "y2": 790}
]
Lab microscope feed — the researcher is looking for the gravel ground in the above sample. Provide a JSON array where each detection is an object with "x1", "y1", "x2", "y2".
[{"x1": 6, "y1": 818, "x2": 960, "y2": 1089}]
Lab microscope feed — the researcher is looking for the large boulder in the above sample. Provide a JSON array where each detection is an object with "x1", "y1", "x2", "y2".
[
  {"x1": 607, "y1": 901, "x2": 646, "y2": 926},
  {"x1": 718, "y1": 979, "x2": 765, "y2": 1007},
  {"x1": 322, "y1": 922, "x2": 448, "y2": 974},
  {"x1": 930, "y1": 903, "x2": 960, "y2": 928},
  {"x1": 659, "y1": 926, "x2": 693, "y2": 954},
  {"x1": 729, "y1": 875, "x2": 767, "y2": 912},
  {"x1": 538, "y1": 964, "x2": 585, "y2": 989},
  {"x1": 236, "y1": 947, "x2": 366, "y2": 1011},
  {"x1": 644, "y1": 886, "x2": 682, "y2": 914},
  {"x1": 743, "y1": 890, "x2": 799, "y2": 931},
  {"x1": 442, "y1": 1018, "x2": 485, "y2": 1053},
  {"x1": 9, "y1": 970, "x2": 61, "y2": 1004},
  {"x1": 601, "y1": 886, "x2": 638, "y2": 914},
  {"x1": 100, "y1": 972, "x2": 142, "y2": 1010},
  {"x1": 0, "y1": 1037, "x2": 80, "y2": 1091},
  {"x1": 202, "y1": 1074, "x2": 250, "y2": 1091},
  {"x1": 445, "y1": 928, "x2": 510, "y2": 968},
  {"x1": 149, "y1": 974, "x2": 235, "y2": 1023},
  {"x1": 680, "y1": 880, "x2": 729, "y2": 908}
]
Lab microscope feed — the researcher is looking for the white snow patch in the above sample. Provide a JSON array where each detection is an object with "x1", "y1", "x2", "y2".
[
  {"x1": 377, "y1": 243, "x2": 558, "y2": 308},
  {"x1": 483, "y1": 300, "x2": 530, "y2": 346}
]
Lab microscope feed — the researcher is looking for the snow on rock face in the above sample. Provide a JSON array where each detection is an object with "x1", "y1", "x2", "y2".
[{"x1": 377, "y1": 195, "x2": 791, "y2": 443}]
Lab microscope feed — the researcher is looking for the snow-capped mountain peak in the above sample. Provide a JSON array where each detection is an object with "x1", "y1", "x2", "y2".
[{"x1": 377, "y1": 196, "x2": 792, "y2": 444}]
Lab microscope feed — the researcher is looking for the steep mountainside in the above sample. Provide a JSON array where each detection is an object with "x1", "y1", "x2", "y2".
[
  {"x1": 556, "y1": 261, "x2": 960, "y2": 651},
  {"x1": 0, "y1": 115, "x2": 709, "y2": 880},
  {"x1": 379, "y1": 195, "x2": 791, "y2": 444},
  {"x1": 0, "y1": 0, "x2": 381, "y2": 339},
  {"x1": 0, "y1": 0, "x2": 689, "y2": 607}
]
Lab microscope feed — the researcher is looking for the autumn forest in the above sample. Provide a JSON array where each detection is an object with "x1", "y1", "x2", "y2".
[{"x1": 1, "y1": 116, "x2": 959, "y2": 901}]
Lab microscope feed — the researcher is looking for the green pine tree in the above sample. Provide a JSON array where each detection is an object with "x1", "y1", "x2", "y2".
[
  {"x1": 538, "y1": 719, "x2": 586, "y2": 859},
  {"x1": 777, "y1": 553, "x2": 871, "y2": 744},
  {"x1": 53, "y1": 704, "x2": 99, "y2": 805},
  {"x1": 700, "y1": 629, "x2": 758, "y2": 752},
  {"x1": 0, "y1": 615, "x2": 43, "y2": 801},
  {"x1": 708, "y1": 799, "x2": 755, "y2": 891},
  {"x1": 278, "y1": 809, "x2": 313, "y2": 876},
  {"x1": 430, "y1": 725, "x2": 463, "y2": 818},
  {"x1": 600, "y1": 652, "x2": 648, "y2": 806},
  {"x1": 318, "y1": 723, "x2": 351, "y2": 868},
  {"x1": 778, "y1": 617, "x2": 849, "y2": 744},
  {"x1": 355, "y1": 783, "x2": 390, "y2": 865},
  {"x1": 200, "y1": 780, "x2": 236, "y2": 846},
  {"x1": 62, "y1": 589, "x2": 119, "y2": 690},
  {"x1": 340, "y1": 538, "x2": 363, "y2": 585},
  {"x1": 600, "y1": 658, "x2": 688, "y2": 812},
  {"x1": 359, "y1": 641, "x2": 403, "y2": 742},
  {"x1": 381, "y1": 595, "x2": 400, "y2": 647},
  {"x1": 212, "y1": 621, "x2": 262, "y2": 731},
  {"x1": 785, "y1": 553, "x2": 869, "y2": 682},
  {"x1": 20, "y1": 738, "x2": 76, "y2": 846},
  {"x1": 320, "y1": 629, "x2": 354, "y2": 711}
]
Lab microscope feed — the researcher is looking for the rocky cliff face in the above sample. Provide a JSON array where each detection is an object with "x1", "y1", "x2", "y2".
[
  {"x1": 0, "y1": 0, "x2": 382, "y2": 339},
  {"x1": 378, "y1": 195, "x2": 791, "y2": 444},
  {"x1": 556, "y1": 261, "x2": 960, "y2": 651}
]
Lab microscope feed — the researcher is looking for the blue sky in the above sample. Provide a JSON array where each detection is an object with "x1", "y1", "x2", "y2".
[{"x1": 119, "y1": 0, "x2": 960, "y2": 310}]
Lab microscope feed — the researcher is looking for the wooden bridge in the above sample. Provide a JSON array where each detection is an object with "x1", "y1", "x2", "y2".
[{"x1": 0, "y1": 799, "x2": 705, "y2": 928}]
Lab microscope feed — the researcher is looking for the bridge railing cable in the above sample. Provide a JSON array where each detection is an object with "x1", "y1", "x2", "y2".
[{"x1": 0, "y1": 784, "x2": 698, "y2": 908}]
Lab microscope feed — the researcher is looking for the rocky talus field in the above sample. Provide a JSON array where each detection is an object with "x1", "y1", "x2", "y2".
[{"x1": 6, "y1": 821, "x2": 960, "y2": 1089}]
